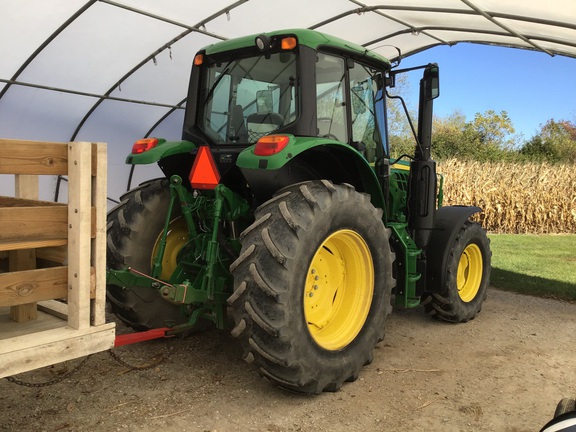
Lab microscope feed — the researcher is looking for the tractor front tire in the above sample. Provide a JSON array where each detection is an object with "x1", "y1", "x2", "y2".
[
  {"x1": 423, "y1": 221, "x2": 491, "y2": 323},
  {"x1": 229, "y1": 180, "x2": 394, "y2": 394},
  {"x1": 106, "y1": 178, "x2": 191, "y2": 331}
]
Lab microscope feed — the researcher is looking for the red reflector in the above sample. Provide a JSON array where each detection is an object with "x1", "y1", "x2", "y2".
[
  {"x1": 189, "y1": 146, "x2": 221, "y2": 189},
  {"x1": 132, "y1": 138, "x2": 159, "y2": 154},
  {"x1": 254, "y1": 135, "x2": 290, "y2": 156}
]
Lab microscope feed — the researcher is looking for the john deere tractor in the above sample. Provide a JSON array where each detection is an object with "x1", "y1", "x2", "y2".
[{"x1": 106, "y1": 29, "x2": 491, "y2": 394}]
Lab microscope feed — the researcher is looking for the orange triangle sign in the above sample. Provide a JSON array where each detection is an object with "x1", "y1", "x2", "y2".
[{"x1": 189, "y1": 146, "x2": 221, "y2": 189}]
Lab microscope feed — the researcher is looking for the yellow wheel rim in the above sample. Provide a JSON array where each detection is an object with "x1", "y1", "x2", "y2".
[
  {"x1": 457, "y1": 243, "x2": 483, "y2": 302},
  {"x1": 304, "y1": 229, "x2": 374, "y2": 351},
  {"x1": 151, "y1": 217, "x2": 189, "y2": 281}
]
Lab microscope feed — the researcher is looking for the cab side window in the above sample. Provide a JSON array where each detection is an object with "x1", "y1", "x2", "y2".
[
  {"x1": 315, "y1": 53, "x2": 348, "y2": 143},
  {"x1": 349, "y1": 63, "x2": 384, "y2": 163}
]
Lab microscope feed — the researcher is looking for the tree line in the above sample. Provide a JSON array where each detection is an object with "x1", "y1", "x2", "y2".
[{"x1": 387, "y1": 96, "x2": 576, "y2": 163}]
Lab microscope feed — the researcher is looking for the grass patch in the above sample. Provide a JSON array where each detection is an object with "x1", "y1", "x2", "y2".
[{"x1": 489, "y1": 234, "x2": 576, "y2": 300}]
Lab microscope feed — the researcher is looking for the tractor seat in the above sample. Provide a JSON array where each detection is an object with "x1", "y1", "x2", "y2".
[{"x1": 246, "y1": 112, "x2": 283, "y2": 142}]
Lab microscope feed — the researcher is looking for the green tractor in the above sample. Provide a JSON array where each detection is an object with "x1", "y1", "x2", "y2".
[{"x1": 106, "y1": 29, "x2": 491, "y2": 394}]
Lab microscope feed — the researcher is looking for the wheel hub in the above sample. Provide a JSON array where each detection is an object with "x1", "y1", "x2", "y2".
[
  {"x1": 457, "y1": 243, "x2": 483, "y2": 302},
  {"x1": 151, "y1": 217, "x2": 189, "y2": 281},
  {"x1": 304, "y1": 229, "x2": 374, "y2": 351}
]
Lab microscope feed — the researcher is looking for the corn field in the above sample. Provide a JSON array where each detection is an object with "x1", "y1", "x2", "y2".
[{"x1": 439, "y1": 159, "x2": 576, "y2": 234}]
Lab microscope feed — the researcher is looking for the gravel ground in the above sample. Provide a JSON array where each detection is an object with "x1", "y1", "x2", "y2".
[{"x1": 1, "y1": 288, "x2": 575, "y2": 432}]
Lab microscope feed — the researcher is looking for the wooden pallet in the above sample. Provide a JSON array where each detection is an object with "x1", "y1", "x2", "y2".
[{"x1": 0, "y1": 139, "x2": 115, "y2": 378}]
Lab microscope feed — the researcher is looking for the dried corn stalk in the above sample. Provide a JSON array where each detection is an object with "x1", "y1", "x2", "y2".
[{"x1": 439, "y1": 160, "x2": 576, "y2": 233}]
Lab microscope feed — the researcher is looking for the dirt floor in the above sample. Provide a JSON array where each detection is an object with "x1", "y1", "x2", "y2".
[{"x1": 2, "y1": 288, "x2": 576, "y2": 432}]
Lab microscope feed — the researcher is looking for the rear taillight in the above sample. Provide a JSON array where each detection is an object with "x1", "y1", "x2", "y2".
[
  {"x1": 254, "y1": 135, "x2": 290, "y2": 156},
  {"x1": 131, "y1": 138, "x2": 158, "y2": 154}
]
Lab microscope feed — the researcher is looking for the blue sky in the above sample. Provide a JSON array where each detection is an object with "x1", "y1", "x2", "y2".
[{"x1": 398, "y1": 44, "x2": 576, "y2": 143}]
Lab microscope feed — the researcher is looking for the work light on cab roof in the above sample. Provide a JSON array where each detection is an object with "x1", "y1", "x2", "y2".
[{"x1": 255, "y1": 34, "x2": 297, "y2": 52}]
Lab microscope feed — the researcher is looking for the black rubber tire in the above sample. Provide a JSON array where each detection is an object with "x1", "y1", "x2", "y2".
[
  {"x1": 423, "y1": 221, "x2": 491, "y2": 323},
  {"x1": 555, "y1": 398, "x2": 576, "y2": 417},
  {"x1": 228, "y1": 180, "x2": 394, "y2": 394},
  {"x1": 106, "y1": 178, "x2": 191, "y2": 331}
]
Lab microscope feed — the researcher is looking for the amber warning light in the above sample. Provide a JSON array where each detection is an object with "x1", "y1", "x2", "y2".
[
  {"x1": 281, "y1": 37, "x2": 297, "y2": 50},
  {"x1": 189, "y1": 146, "x2": 221, "y2": 189},
  {"x1": 194, "y1": 53, "x2": 204, "y2": 66}
]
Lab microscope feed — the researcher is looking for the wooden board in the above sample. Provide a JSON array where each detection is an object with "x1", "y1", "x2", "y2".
[
  {"x1": 0, "y1": 139, "x2": 114, "y2": 375},
  {"x1": 9, "y1": 174, "x2": 40, "y2": 322},
  {"x1": 0, "y1": 322, "x2": 116, "y2": 378},
  {"x1": 0, "y1": 239, "x2": 68, "y2": 252},
  {"x1": 0, "y1": 206, "x2": 68, "y2": 242},
  {"x1": 0, "y1": 306, "x2": 66, "y2": 339},
  {"x1": 91, "y1": 142, "x2": 107, "y2": 326},
  {"x1": 36, "y1": 245, "x2": 67, "y2": 264},
  {"x1": 0, "y1": 196, "x2": 64, "y2": 207},
  {"x1": 8, "y1": 249, "x2": 37, "y2": 322},
  {"x1": 0, "y1": 139, "x2": 68, "y2": 175},
  {"x1": 67, "y1": 142, "x2": 92, "y2": 330},
  {"x1": 0, "y1": 267, "x2": 68, "y2": 307},
  {"x1": 0, "y1": 266, "x2": 97, "y2": 307},
  {"x1": 37, "y1": 300, "x2": 68, "y2": 320}
]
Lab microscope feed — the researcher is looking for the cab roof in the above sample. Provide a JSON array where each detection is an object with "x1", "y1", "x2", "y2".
[{"x1": 203, "y1": 28, "x2": 392, "y2": 70}]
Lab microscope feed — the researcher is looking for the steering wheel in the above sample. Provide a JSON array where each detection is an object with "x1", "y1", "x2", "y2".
[
  {"x1": 322, "y1": 133, "x2": 339, "y2": 140},
  {"x1": 317, "y1": 117, "x2": 339, "y2": 141}
]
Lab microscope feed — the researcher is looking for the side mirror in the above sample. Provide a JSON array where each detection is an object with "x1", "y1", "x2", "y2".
[{"x1": 424, "y1": 64, "x2": 439, "y2": 101}]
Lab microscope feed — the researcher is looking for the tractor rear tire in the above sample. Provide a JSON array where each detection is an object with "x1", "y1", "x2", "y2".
[
  {"x1": 554, "y1": 398, "x2": 576, "y2": 417},
  {"x1": 106, "y1": 178, "x2": 193, "y2": 331},
  {"x1": 229, "y1": 180, "x2": 394, "y2": 394},
  {"x1": 423, "y1": 221, "x2": 491, "y2": 323}
]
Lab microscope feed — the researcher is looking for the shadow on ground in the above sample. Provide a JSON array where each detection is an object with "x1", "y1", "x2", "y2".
[{"x1": 491, "y1": 267, "x2": 576, "y2": 301}]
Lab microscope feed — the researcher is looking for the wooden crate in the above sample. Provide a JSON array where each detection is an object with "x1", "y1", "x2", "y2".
[{"x1": 0, "y1": 139, "x2": 115, "y2": 378}]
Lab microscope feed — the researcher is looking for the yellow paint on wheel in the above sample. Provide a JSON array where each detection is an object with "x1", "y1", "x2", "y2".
[
  {"x1": 304, "y1": 229, "x2": 374, "y2": 351},
  {"x1": 457, "y1": 243, "x2": 483, "y2": 302},
  {"x1": 151, "y1": 217, "x2": 188, "y2": 280}
]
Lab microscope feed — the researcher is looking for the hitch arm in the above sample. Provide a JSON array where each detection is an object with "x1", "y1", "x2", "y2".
[{"x1": 106, "y1": 267, "x2": 172, "y2": 290}]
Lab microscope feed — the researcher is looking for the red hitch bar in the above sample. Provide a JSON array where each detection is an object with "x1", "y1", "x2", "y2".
[{"x1": 114, "y1": 327, "x2": 173, "y2": 347}]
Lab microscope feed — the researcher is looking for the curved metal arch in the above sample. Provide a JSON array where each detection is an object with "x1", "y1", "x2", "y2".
[
  {"x1": 316, "y1": 0, "x2": 576, "y2": 59},
  {"x1": 310, "y1": 4, "x2": 450, "y2": 47},
  {"x1": 143, "y1": 98, "x2": 187, "y2": 139},
  {"x1": 0, "y1": 0, "x2": 97, "y2": 102},
  {"x1": 4, "y1": 0, "x2": 575, "y2": 154},
  {"x1": 125, "y1": 97, "x2": 187, "y2": 192},
  {"x1": 70, "y1": 0, "x2": 250, "y2": 141},
  {"x1": 69, "y1": 27, "x2": 195, "y2": 141},
  {"x1": 364, "y1": 26, "x2": 576, "y2": 53}
]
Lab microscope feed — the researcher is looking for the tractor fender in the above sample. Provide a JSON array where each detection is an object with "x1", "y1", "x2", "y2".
[
  {"x1": 425, "y1": 205, "x2": 482, "y2": 292},
  {"x1": 237, "y1": 135, "x2": 385, "y2": 210}
]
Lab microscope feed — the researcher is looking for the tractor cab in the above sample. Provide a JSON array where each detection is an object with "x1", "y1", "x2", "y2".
[{"x1": 182, "y1": 29, "x2": 392, "y2": 176}]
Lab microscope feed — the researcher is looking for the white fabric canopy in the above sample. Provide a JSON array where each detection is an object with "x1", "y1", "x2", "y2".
[{"x1": 1, "y1": 0, "x2": 575, "y2": 200}]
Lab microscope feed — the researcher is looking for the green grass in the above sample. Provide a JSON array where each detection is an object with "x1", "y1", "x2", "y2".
[{"x1": 489, "y1": 234, "x2": 576, "y2": 300}]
